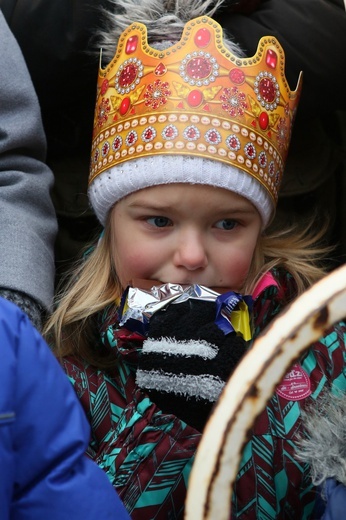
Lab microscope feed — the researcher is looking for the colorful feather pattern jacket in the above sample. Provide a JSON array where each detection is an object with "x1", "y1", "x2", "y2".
[{"x1": 62, "y1": 269, "x2": 346, "y2": 519}]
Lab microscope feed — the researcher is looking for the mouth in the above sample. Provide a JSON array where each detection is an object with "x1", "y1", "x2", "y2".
[
  {"x1": 127, "y1": 278, "x2": 233, "y2": 296},
  {"x1": 160, "y1": 279, "x2": 217, "y2": 290}
]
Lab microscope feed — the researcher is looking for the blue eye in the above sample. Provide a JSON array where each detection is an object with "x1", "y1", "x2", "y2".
[
  {"x1": 147, "y1": 216, "x2": 171, "y2": 227},
  {"x1": 215, "y1": 219, "x2": 237, "y2": 230}
]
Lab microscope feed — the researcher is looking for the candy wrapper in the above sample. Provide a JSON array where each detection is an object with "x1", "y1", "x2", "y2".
[{"x1": 118, "y1": 281, "x2": 253, "y2": 340}]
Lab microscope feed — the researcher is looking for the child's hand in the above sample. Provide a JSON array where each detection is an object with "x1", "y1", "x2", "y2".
[{"x1": 136, "y1": 299, "x2": 247, "y2": 432}]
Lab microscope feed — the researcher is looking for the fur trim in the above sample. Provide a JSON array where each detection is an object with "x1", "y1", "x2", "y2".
[
  {"x1": 296, "y1": 390, "x2": 346, "y2": 487},
  {"x1": 98, "y1": 0, "x2": 243, "y2": 63}
]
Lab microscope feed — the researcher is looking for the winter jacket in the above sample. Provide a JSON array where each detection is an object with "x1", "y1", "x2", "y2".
[
  {"x1": 320, "y1": 479, "x2": 346, "y2": 520},
  {"x1": 1, "y1": 0, "x2": 345, "y2": 270},
  {"x1": 0, "y1": 10, "x2": 57, "y2": 316},
  {"x1": 62, "y1": 269, "x2": 346, "y2": 519},
  {"x1": 0, "y1": 297, "x2": 130, "y2": 520}
]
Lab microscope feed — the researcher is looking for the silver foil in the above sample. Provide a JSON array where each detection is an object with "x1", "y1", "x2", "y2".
[{"x1": 119, "y1": 283, "x2": 220, "y2": 327}]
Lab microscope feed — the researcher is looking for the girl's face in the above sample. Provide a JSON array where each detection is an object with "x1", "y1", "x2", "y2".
[{"x1": 110, "y1": 184, "x2": 262, "y2": 292}]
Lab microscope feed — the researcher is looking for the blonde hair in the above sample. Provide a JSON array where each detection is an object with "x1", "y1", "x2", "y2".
[
  {"x1": 45, "y1": 222, "x2": 123, "y2": 366},
  {"x1": 244, "y1": 216, "x2": 332, "y2": 296},
  {"x1": 44, "y1": 211, "x2": 332, "y2": 368}
]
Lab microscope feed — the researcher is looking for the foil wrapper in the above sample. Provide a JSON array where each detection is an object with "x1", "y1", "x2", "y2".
[{"x1": 118, "y1": 282, "x2": 253, "y2": 340}]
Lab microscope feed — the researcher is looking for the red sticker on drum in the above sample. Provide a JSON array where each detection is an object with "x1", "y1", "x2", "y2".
[{"x1": 276, "y1": 364, "x2": 311, "y2": 401}]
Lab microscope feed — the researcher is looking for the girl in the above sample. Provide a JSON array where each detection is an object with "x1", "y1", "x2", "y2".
[{"x1": 45, "y1": 1, "x2": 346, "y2": 518}]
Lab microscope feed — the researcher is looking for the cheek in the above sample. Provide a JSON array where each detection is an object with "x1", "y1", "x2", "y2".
[
  {"x1": 113, "y1": 244, "x2": 156, "y2": 287},
  {"x1": 226, "y1": 258, "x2": 250, "y2": 283},
  {"x1": 114, "y1": 248, "x2": 140, "y2": 282},
  {"x1": 219, "y1": 243, "x2": 256, "y2": 287},
  {"x1": 236, "y1": 242, "x2": 257, "y2": 272}
]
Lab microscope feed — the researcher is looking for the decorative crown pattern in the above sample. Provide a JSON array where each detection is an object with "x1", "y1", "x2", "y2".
[{"x1": 89, "y1": 16, "x2": 302, "y2": 204}]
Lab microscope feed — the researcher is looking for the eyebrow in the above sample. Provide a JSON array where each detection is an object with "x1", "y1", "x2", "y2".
[
  {"x1": 128, "y1": 200, "x2": 257, "y2": 215},
  {"x1": 128, "y1": 200, "x2": 176, "y2": 211}
]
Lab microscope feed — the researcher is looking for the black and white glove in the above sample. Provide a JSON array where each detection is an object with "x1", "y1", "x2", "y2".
[{"x1": 136, "y1": 298, "x2": 248, "y2": 432}]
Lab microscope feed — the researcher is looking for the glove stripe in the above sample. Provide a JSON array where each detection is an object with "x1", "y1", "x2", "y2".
[
  {"x1": 143, "y1": 338, "x2": 218, "y2": 359},
  {"x1": 136, "y1": 369, "x2": 225, "y2": 402}
]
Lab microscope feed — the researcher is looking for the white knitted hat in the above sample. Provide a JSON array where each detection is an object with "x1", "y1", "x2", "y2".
[{"x1": 88, "y1": 155, "x2": 273, "y2": 227}]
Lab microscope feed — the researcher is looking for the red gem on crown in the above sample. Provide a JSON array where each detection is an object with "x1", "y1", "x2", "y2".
[
  {"x1": 259, "y1": 78, "x2": 276, "y2": 103},
  {"x1": 195, "y1": 28, "x2": 211, "y2": 48},
  {"x1": 186, "y1": 57, "x2": 212, "y2": 80},
  {"x1": 119, "y1": 64, "x2": 138, "y2": 88},
  {"x1": 266, "y1": 48, "x2": 277, "y2": 69},
  {"x1": 155, "y1": 63, "x2": 167, "y2": 76},
  {"x1": 244, "y1": 143, "x2": 256, "y2": 160},
  {"x1": 126, "y1": 35, "x2": 138, "y2": 54},
  {"x1": 229, "y1": 68, "x2": 245, "y2": 85}
]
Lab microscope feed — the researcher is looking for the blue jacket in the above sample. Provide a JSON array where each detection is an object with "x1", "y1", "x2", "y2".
[
  {"x1": 0, "y1": 297, "x2": 129, "y2": 520},
  {"x1": 320, "y1": 479, "x2": 346, "y2": 520}
]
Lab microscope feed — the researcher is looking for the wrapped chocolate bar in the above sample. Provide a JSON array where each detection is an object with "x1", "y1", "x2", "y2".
[
  {"x1": 122, "y1": 281, "x2": 254, "y2": 431},
  {"x1": 118, "y1": 280, "x2": 253, "y2": 340}
]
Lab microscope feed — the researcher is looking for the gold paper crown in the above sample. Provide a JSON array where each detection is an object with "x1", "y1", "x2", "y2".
[{"x1": 89, "y1": 16, "x2": 302, "y2": 204}]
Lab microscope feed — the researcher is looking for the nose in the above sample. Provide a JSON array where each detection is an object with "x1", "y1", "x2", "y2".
[{"x1": 173, "y1": 230, "x2": 208, "y2": 271}]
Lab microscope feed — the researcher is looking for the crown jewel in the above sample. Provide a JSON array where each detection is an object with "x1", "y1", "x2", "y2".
[{"x1": 90, "y1": 16, "x2": 302, "y2": 204}]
